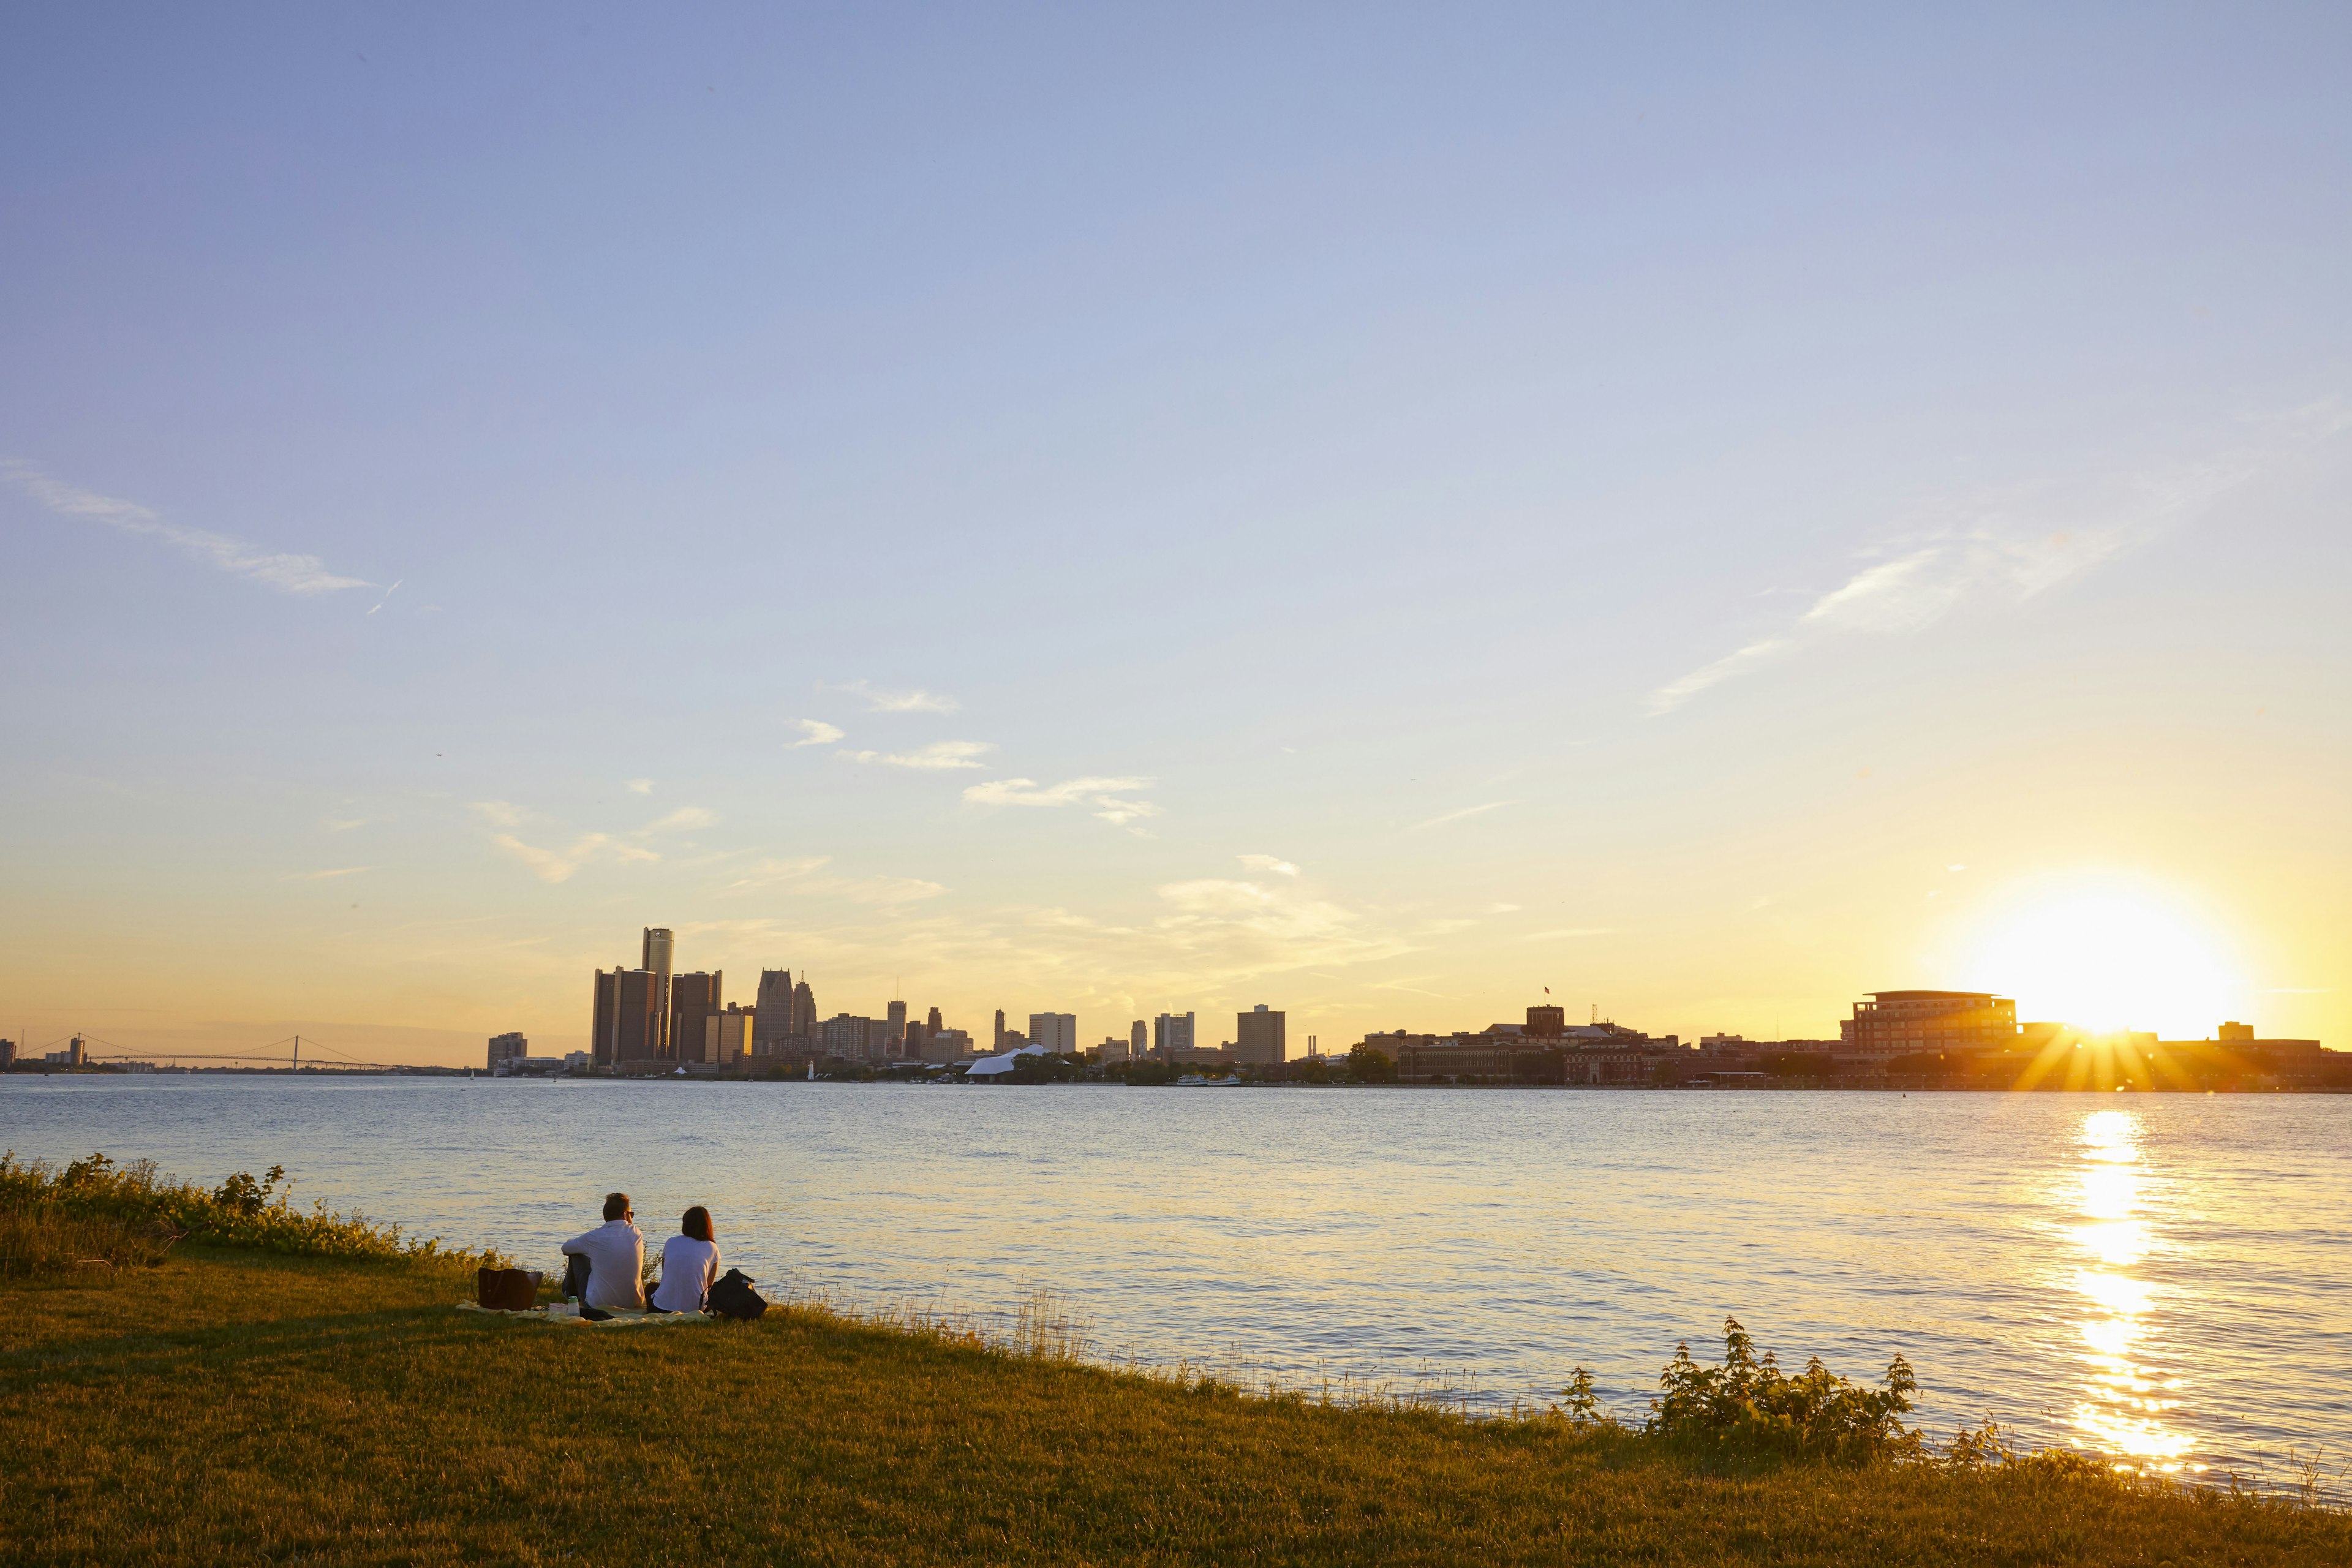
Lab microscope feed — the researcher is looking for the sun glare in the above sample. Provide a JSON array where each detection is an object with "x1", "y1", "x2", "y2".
[{"x1": 1967, "y1": 879, "x2": 2238, "y2": 1037}]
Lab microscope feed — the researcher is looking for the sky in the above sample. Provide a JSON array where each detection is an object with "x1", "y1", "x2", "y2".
[{"x1": 3, "y1": 4, "x2": 2348, "y2": 1065}]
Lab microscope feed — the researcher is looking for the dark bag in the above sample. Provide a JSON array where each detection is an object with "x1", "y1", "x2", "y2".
[
  {"x1": 477, "y1": 1267, "x2": 539, "y2": 1312},
  {"x1": 706, "y1": 1267, "x2": 767, "y2": 1321}
]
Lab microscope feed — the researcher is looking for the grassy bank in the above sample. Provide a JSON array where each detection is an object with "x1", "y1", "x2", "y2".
[{"x1": 1, "y1": 1245, "x2": 2343, "y2": 1566}]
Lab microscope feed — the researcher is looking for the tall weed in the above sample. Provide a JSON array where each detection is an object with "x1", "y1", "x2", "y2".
[{"x1": 0, "y1": 1152, "x2": 502, "y2": 1265}]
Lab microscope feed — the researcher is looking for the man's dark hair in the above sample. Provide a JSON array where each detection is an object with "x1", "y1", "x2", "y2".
[
  {"x1": 681, "y1": 1205, "x2": 714, "y2": 1243},
  {"x1": 603, "y1": 1191, "x2": 631, "y2": 1221}
]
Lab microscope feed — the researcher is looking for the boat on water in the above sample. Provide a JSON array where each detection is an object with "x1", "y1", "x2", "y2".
[{"x1": 1173, "y1": 1073, "x2": 1243, "y2": 1087}]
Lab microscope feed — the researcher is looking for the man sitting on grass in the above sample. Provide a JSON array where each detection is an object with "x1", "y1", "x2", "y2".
[{"x1": 560, "y1": 1192, "x2": 645, "y2": 1319}]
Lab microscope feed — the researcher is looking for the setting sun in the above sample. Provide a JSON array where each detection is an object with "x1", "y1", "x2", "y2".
[{"x1": 1967, "y1": 878, "x2": 2241, "y2": 1037}]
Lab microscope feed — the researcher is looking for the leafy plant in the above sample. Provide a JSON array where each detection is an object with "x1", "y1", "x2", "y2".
[{"x1": 1646, "y1": 1317, "x2": 1922, "y2": 1464}]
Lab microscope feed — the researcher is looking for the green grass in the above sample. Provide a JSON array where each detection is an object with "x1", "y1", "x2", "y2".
[{"x1": 2, "y1": 1248, "x2": 2344, "y2": 1566}]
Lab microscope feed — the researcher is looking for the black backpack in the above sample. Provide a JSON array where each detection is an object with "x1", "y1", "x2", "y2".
[{"x1": 706, "y1": 1267, "x2": 767, "y2": 1321}]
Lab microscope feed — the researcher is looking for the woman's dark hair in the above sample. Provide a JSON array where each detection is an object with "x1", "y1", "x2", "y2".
[{"x1": 681, "y1": 1205, "x2": 713, "y2": 1243}]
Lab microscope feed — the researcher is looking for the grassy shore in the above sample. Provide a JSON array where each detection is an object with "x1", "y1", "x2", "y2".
[{"x1": 0, "y1": 1248, "x2": 2343, "y2": 1566}]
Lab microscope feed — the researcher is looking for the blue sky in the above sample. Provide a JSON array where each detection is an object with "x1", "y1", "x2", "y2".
[{"x1": 4, "y1": 4, "x2": 2348, "y2": 1061}]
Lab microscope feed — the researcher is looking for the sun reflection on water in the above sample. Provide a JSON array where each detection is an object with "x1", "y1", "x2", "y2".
[{"x1": 2067, "y1": 1109, "x2": 2194, "y2": 1466}]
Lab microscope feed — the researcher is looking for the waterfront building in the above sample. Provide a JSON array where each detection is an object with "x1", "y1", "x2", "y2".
[
  {"x1": 1028, "y1": 1012, "x2": 1077, "y2": 1054},
  {"x1": 704, "y1": 1005, "x2": 753, "y2": 1065},
  {"x1": 486, "y1": 1031, "x2": 528, "y2": 1071},
  {"x1": 793, "y1": 979, "x2": 817, "y2": 1036},
  {"x1": 1130, "y1": 1020, "x2": 1146, "y2": 1056},
  {"x1": 919, "y1": 1027, "x2": 974, "y2": 1064},
  {"x1": 755, "y1": 970, "x2": 796, "y2": 1051},
  {"x1": 1153, "y1": 1012, "x2": 1196, "y2": 1058},
  {"x1": 819, "y1": 1013, "x2": 891, "y2": 1060},
  {"x1": 927, "y1": 1005, "x2": 943, "y2": 1033},
  {"x1": 887, "y1": 1000, "x2": 908, "y2": 1053},
  {"x1": 1095, "y1": 1035, "x2": 1133, "y2": 1062},
  {"x1": 1, "y1": 1038, "x2": 17, "y2": 1068},
  {"x1": 993, "y1": 1009, "x2": 1008, "y2": 1050},
  {"x1": 670, "y1": 971, "x2": 723, "y2": 1063},
  {"x1": 1234, "y1": 1005, "x2": 1286, "y2": 1065},
  {"x1": 592, "y1": 967, "x2": 663, "y2": 1065},
  {"x1": 1841, "y1": 991, "x2": 2018, "y2": 1060},
  {"x1": 1526, "y1": 1005, "x2": 1566, "y2": 1036}
]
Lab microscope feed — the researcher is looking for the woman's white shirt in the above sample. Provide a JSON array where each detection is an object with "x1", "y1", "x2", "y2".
[{"x1": 651, "y1": 1234, "x2": 721, "y2": 1313}]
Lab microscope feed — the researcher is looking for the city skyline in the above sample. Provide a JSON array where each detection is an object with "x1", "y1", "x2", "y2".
[{"x1": 4, "y1": 9, "x2": 2348, "y2": 1066}]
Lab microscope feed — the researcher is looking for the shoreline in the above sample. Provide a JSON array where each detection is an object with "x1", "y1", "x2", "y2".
[{"x1": 4, "y1": 1242, "x2": 2345, "y2": 1565}]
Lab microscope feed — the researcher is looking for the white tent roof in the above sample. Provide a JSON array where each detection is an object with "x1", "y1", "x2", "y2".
[{"x1": 964, "y1": 1042, "x2": 1047, "y2": 1076}]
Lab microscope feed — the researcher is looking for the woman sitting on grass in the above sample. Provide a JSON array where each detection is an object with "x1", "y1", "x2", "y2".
[{"x1": 649, "y1": 1205, "x2": 721, "y2": 1314}]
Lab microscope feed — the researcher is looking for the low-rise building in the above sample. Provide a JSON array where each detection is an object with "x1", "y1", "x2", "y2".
[{"x1": 1841, "y1": 991, "x2": 2017, "y2": 1061}]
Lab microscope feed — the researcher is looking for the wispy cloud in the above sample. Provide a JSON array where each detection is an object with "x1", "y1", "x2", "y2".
[
  {"x1": 470, "y1": 799, "x2": 666, "y2": 883},
  {"x1": 624, "y1": 779, "x2": 654, "y2": 795},
  {"x1": 1412, "y1": 801, "x2": 1515, "y2": 831},
  {"x1": 285, "y1": 865, "x2": 374, "y2": 881},
  {"x1": 842, "y1": 680, "x2": 959, "y2": 714},
  {"x1": 720, "y1": 856, "x2": 833, "y2": 892},
  {"x1": 791, "y1": 719, "x2": 844, "y2": 748},
  {"x1": 1644, "y1": 421, "x2": 2340, "y2": 716},
  {"x1": 647, "y1": 806, "x2": 717, "y2": 833},
  {"x1": 323, "y1": 816, "x2": 369, "y2": 834},
  {"x1": 840, "y1": 740, "x2": 994, "y2": 771},
  {"x1": 964, "y1": 774, "x2": 1159, "y2": 829},
  {"x1": 716, "y1": 855, "x2": 941, "y2": 905},
  {"x1": 364, "y1": 579, "x2": 402, "y2": 616},
  {"x1": 3, "y1": 459, "x2": 371, "y2": 595},
  {"x1": 1520, "y1": 927, "x2": 1615, "y2": 941},
  {"x1": 1238, "y1": 854, "x2": 1300, "y2": 876},
  {"x1": 489, "y1": 832, "x2": 657, "y2": 884}
]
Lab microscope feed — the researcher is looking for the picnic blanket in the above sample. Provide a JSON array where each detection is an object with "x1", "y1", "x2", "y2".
[{"x1": 457, "y1": 1301, "x2": 713, "y2": 1327}]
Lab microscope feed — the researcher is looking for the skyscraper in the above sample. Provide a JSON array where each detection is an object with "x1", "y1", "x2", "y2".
[
  {"x1": 993, "y1": 1008, "x2": 1007, "y2": 1050},
  {"x1": 592, "y1": 967, "x2": 662, "y2": 1066},
  {"x1": 670, "y1": 971, "x2": 723, "y2": 1063},
  {"x1": 642, "y1": 927, "x2": 674, "y2": 1054},
  {"x1": 793, "y1": 979, "x2": 816, "y2": 1036},
  {"x1": 1153, "y1": 1012, "x2": 1196, "y2": 1057},
  {"x1": 886, "y1": 1000, "x2": 908, "y2": 1054},
  {"x1": 927, "y1": 1005, "x2": 943, "y2": 1032},
  {"x1": 755, "y1": 969, "x2": 794, "y2": 1051},
  {"x1": 1131, "y1": 1020, "x2": 1146, "y2": 1056},
  {"x1": 487, "y1": 1031, "x2": 528, "y2": 1070},
  {"x1": 1235, "y1": 1005, "x2": 1286, "y2": 1066}
]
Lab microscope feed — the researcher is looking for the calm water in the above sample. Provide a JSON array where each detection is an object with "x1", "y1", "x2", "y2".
[{"x1": 5, "y1": 1079, "x2": 2346, "y2": 1477}]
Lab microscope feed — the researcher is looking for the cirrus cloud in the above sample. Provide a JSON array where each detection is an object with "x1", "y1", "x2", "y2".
[
  {"x1": 840, "y1": 740, "x2": 995, "y2": 770},
  {"x1": 842, "y1": 680, "x2": 959, "y2": 714},
  {"x1": 963, "y1": 774, "x2": 1159, "y2": 829},
  {"x1": 3, "y1": 458, "x2": 371, "y2": 595}
]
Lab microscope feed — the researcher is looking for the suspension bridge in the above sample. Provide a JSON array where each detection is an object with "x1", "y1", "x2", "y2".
[{"x1": 15, "y1": 1032, "x2": 418, "y2": 1072}]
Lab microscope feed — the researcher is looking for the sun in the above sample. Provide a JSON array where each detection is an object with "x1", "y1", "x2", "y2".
[{"x1": 1964, "y1": 876, "x2": 2239, "y2": 1037}]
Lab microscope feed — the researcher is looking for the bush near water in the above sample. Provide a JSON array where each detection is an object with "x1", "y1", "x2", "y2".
[{"x1": 0, "y1": 1151, "x2": 499, "y2": 1267}]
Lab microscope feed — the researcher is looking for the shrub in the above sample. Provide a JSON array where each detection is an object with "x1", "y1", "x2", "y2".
[
  {"x1": 0, "y1": 1152, "x2": 502, "y2": 1265},
  {"x1": 1645, "y1": 1317, "x2": 1923, "y2": 1464}
]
